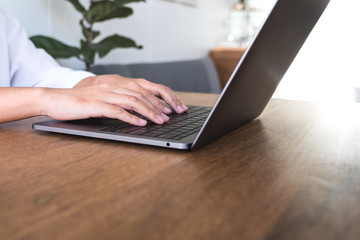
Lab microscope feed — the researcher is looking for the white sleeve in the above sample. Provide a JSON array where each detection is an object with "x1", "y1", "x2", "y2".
[{"x1": 4, "y1": 9, "x2": 94, "y2": 88}]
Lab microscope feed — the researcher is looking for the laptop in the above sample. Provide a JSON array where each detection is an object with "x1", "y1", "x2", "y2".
[{"x1": 33, "y1": 0, "x2": 330, "y2": 151}]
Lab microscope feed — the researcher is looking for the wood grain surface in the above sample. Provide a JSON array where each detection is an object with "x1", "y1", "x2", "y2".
[{"x1": 1, "y1": 92, "x2": 360, "y2": 240}]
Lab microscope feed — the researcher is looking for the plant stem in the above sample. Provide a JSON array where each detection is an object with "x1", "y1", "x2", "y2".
[
  {"x1": 85, "y1": 0, "x2": 95, "y2": 72},
  {"x1": 86, "y1": 23, "x2": 93, "y2": 72},
  {"x1": 86, "y1": 63, "x2": 92, "y2": 72}
]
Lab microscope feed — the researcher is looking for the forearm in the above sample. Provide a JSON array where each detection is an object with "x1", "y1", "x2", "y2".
[{"x1": 0, "y1": 87, "x2": 45, "y2": 123}]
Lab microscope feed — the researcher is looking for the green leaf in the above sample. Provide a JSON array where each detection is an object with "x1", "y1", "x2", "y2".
[
  {"x1": 81, "y1": 40, "x2": 96, "y2": 65},
  {"x1": 92, "y1": 31, "x2": 101, "y2": 40},
  {"x1": 86, "y1": 2, "x2": 133, "y2": 24},
  {"x1": 30, "y1": 35, "x2": 81, "y2": 59},
  {"x1": 113, "y1": 0, "x2": 146, "y2": 6},
  {"x1": 91, "y1": 34, "x2": 142, "y2": 58},
  {"x1": 64, "y1": 0, "x2": 86, "y2": 14}
]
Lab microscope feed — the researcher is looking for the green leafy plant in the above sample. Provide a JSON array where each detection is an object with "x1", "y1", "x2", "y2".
[{"x1": 30, "y1": 0, "x2": 144, "y2": 72}]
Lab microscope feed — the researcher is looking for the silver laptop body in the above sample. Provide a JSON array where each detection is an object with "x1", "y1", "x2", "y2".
[{"x1": 33, "y1": 0, "x2": 331, "y2": 150}]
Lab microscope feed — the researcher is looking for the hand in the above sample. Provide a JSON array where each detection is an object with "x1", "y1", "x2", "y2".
[{"x1": 42, "y1": 75, "x2": 188, "y2": 126}]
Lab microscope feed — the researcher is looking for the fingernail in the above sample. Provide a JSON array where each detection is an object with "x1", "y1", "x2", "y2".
[
  {"x1": 156, "y1": 114, "x2": 164, "y2": 123},
  {"x1": 138, "y1": 118, "x2": 147, "y2": 125},
  {"x1": 162, "y1": 113, "x2": 170, "y2": 122},
  {"x1": 163, "y1": 106, "x2": 172, "y2": 114},
  {"x1": 181, "y1": 104, "x2": 188, "y2": 111},
  {"x1": 177, "y1": 105, "x2": 184, "y2": 113}
]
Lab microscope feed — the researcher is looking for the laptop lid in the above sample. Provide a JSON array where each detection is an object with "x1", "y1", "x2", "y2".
[
  {"x1": 33, "y1": 0, "x2": 330, "y2": 151},
  {"x1": 191, "y1": 0, "x2": 330, "y2": 150}
]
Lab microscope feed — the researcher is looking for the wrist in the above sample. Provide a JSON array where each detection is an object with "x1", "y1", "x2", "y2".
[
  {"x1": 36, "y1": 87, "x2": 53, "y2": 117},
  {"x1": 74, "y1": 76, "x2": 99, "y2": 88}
]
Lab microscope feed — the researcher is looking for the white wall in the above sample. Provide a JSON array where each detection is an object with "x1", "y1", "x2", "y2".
[
  {"x1": 0, "y1": 0, "x2": 235, "y2": 70},
  {"x1": 0, "y1": 0, "x2": 52, "y2": 34}
]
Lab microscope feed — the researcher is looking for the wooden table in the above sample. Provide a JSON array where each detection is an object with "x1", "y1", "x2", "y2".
[{"x1": 1, "y1": 92, "x2": 360, "y2": 240}]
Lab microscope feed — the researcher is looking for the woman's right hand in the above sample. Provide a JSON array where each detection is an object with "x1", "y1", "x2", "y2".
[{"x1": 41, "y1": 75, "x2": 188, "y2": 126}]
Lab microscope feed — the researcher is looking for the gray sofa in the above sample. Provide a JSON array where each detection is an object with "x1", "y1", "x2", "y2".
[{"x1": 92, "y1": 57, "x2": 221, "y2": 93}]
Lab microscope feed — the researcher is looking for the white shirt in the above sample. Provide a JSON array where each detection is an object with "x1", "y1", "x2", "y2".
[{"x1": 0, "y1": 7, "x2": 94, "y2": 88}]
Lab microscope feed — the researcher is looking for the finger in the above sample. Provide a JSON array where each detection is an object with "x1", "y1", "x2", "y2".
[
  {"x1": 102, "y1": 104, "x2": 148, "y2": 126},
  {"x1": 110, "y1": 88, "x2": 156, "y2": 113},
  {"x1": 105, "y1": 94, "x2": 170, "y2": 124},
  {"x1": 141, "y1": 89, "x2": 173, "y2": 114},
  {"x1": 135, "y1": 79, "x2": 188, "y2": 114},
  {"x1": 111, "y1": 84, "x2": 172, "y2": 115}
]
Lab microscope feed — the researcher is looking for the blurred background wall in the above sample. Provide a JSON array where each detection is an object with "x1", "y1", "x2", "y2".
[
  {"x1": 0, "y1": 0, "x2": 242, "y2": 69},
  {"x1": 1, "y1": 0, "x2": 359, "y2": 103}
]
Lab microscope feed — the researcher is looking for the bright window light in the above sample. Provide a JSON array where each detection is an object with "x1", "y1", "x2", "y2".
[{"x1": 273, "y1": 0, "x2": 360, "y2": 103}]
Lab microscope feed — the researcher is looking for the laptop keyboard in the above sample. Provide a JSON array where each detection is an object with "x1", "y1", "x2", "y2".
[{"x1": 100, "y1": 106, "x2": 211, "y2": 140}]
